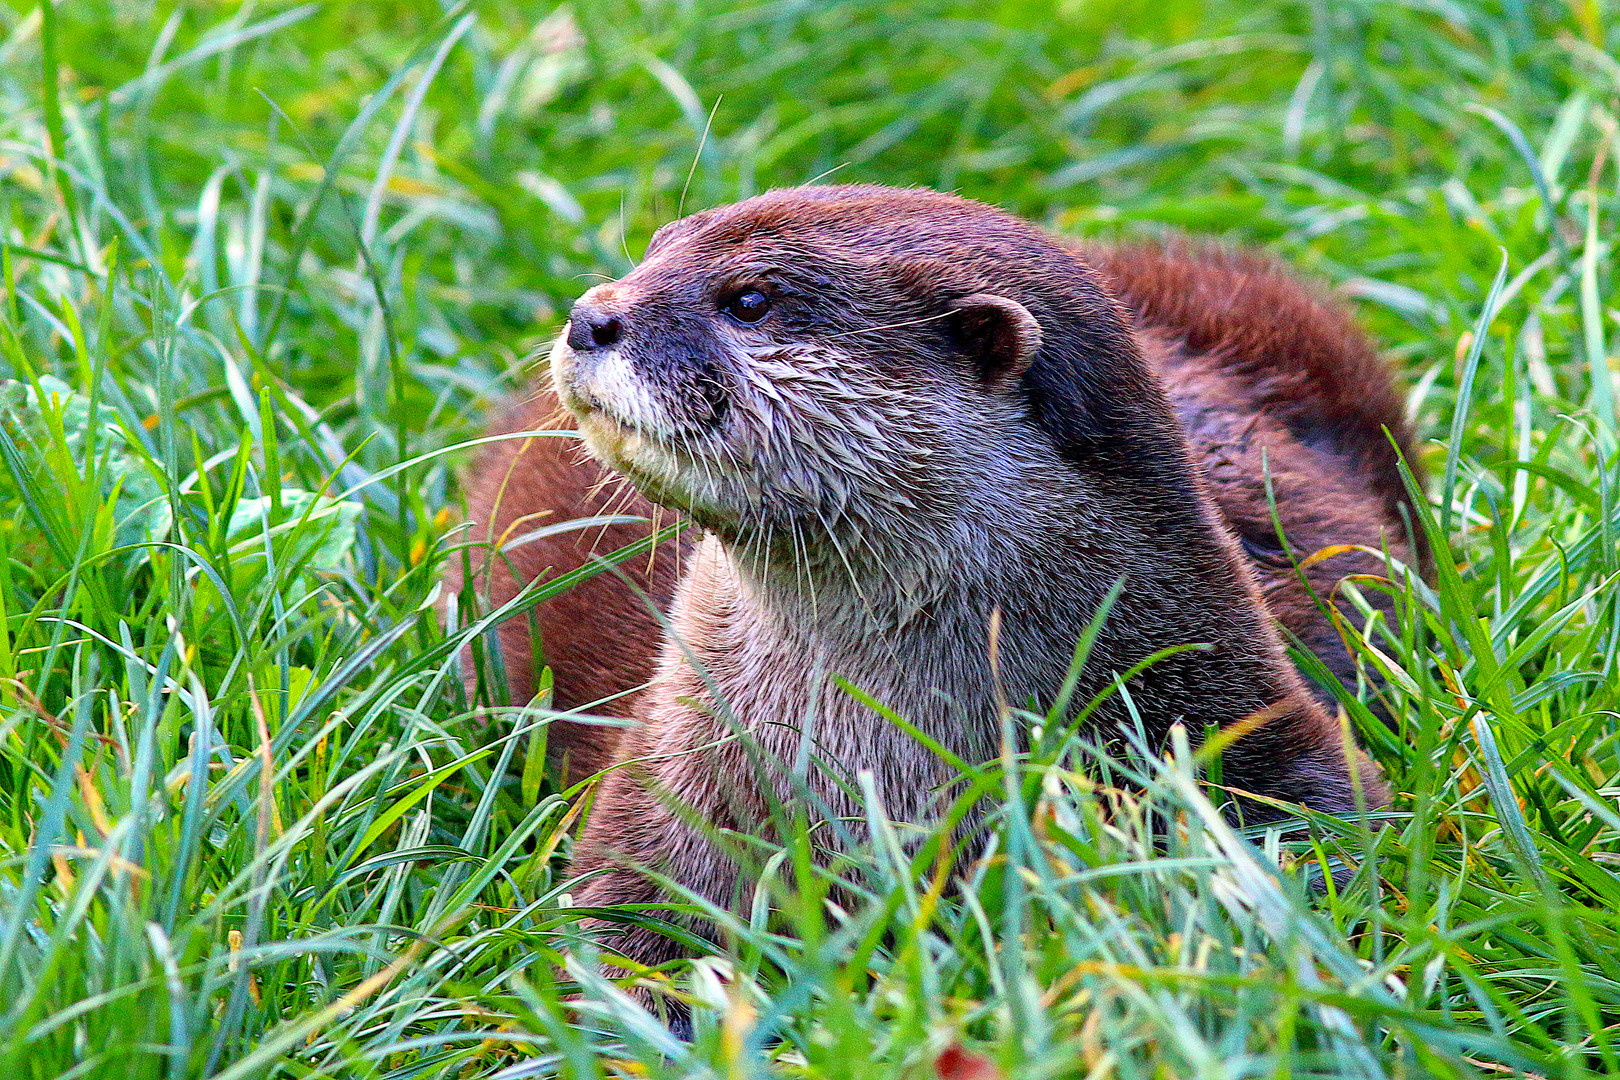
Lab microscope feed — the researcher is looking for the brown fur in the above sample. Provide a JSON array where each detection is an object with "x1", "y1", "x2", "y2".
[
  {"x1": 448, "y1": 391, "x2": 683, "y2": 782},
  {"x1": 1087, "y1": 243, "x2": 1429, "y2": 708},
  {"x1": 452, "y1": 186, "x2": 1426, "y2": 1006}
]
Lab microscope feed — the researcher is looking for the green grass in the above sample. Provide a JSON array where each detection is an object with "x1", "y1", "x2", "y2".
[{"x1": 1, "y1": 0, "x2": 1618, "y2": 1075}]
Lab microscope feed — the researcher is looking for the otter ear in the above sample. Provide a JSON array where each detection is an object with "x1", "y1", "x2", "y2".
[{"x1": 946, "y1": 293, "x2": 1043, "y2": 390}]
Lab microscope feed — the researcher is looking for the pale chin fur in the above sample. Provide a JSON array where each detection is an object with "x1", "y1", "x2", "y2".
[
  {"x1": 548, "y1": 329, "x2": 730, "y2": 518},
  {"x1": 549, "y1": 330, "x2": 668, "y2": 440}
]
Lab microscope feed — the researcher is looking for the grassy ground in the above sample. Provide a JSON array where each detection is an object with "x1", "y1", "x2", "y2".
[{"x1": 1, "y1": 0, "x2": 1618, "y2": 1075}]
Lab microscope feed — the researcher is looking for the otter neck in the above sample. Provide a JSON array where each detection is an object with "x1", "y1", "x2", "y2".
[{"x1": 697, "y1": 445, "x2": 1299, "y2": 750}]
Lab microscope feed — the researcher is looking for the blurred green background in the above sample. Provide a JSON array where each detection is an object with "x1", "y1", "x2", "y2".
[{"x1": 9, "y1": 0, "x2": 1594, "y2": 488}]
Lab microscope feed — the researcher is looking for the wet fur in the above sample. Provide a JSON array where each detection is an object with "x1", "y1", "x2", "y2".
[{"x1": 452, "y1": 186, "x2": 1425, "y2": 985}]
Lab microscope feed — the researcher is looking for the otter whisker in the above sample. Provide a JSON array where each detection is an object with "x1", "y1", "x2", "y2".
[
  {"x1": 583, "y1": 462, "x2": 626, "y2": 504},
  {"x1": 825, "y1": 309, "x2": 955, "y2": 340},
  {"x1": 779, "y1": 516, "x2": 805, "y2": 611},
  {"x1": 839, "y1": 511, "x2": 915, "y2": 627},
  {"x1": 793, "y1": 519, "x2": 819, "y2": 623},
  {"x1": 758, "y1": 519, "x2": 779, "y2": 599},
  {"x1": 811, "y1": 504, "x2": 883, "y2": 633},
  {"x1": 674, "y1": 424, "x2": 721, "y2": 519},
  {"x1": 588, "y1": 472, "x2": 646, "y2": 555}
]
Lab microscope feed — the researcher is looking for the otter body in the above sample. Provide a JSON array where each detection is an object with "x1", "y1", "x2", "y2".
[{"x1": 454, "y1": 185, "x2": 1423, "y2": 980}]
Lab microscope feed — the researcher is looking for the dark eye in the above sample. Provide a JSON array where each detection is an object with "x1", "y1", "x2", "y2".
[{"x1": 723, "y1": 290, "x2": 771, "y2": 325}]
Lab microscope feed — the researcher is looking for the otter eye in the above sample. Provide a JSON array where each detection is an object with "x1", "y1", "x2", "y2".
[{"x1": 723, "y1": 290, "x2": 771, "y2": 325}]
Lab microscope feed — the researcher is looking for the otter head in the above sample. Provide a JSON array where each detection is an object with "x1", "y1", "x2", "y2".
[{"x1": 552, "y1": 185, "x2": 1166, "y2": 594}]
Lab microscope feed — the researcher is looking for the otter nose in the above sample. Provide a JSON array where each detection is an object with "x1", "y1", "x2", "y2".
[{"x1": 567, "y1": 300, "x2": 624, "y2": 351}]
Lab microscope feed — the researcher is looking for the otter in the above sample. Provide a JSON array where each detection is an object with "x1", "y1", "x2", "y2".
[{"x1": 454, "y1": 185, "x2": 1424, "y2": 989}]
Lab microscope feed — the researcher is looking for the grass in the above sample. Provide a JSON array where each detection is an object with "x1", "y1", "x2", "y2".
[{"x1": 0, "y1": 0, "x2": 1618, "y2": 1075}]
